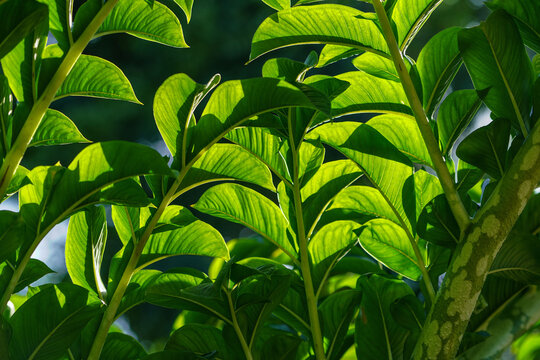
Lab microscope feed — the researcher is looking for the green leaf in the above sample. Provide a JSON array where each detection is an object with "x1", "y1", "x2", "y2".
[
  {"x1": 358, "y1": 219, "x2": 425, "y2": 280},
  {"x1": 301, "y1": 160, "x2": 362, "y2": 235},
  {"x1": 101, "y1": 333, "x2": 147, "y2": 360},
  {"x1": 154, "y1": 73, "x2": 220, "y2": 159},
  {"x1": 9, "y1": 283, "x2": 103, "y2": 360},
  {"x1": 309, "y1": 122, "x2": 414, "y2": 231},
  {"x1": 226, "y1": 127, "x2": 292, "y2": 183},
  {"x1": 73, "y1": 0, "x2": 188, "y2": 47},
  {"x1": 459, "y1": 10, "x2": 534, "y2": 134},
  {"x1": 190, "y1": 78, "x2": 318, "y2": 161},
  {"x1": 117, "y1": 269, "x2": 161, "y2": 316},
  {"x1": 309, "y1": 72, "x2": 412, "y2": 125},
  {"x1": 318, "y1": 45, "x2": 363, "y2": 68},
  {"x1": 30, "y1": 109, "x2": 89, "y2": 146},
  {"x1": 165, "y1": 324, "x2": 228, "y2": 357},
  {"x1": 320, "y1": 289, "x2": 362, "y2": 360},
  {"x1": 15, "y1": 259, "x2": 54, "y2": 293},
  {"x1": 65, "y1": 206, "x2": 107, "y2": 297},
  {"x1": 437, "y1": 90, "x2": 482, "y2": 156},
  {"x1": 0, "y1": 211, "x2": 30, "y2": 263},
  {"x1": 37, "y1": 0, "x2": 71, "y2": 48},
  {"x1": 367, "y1": 114, "x2": 432, "y2": 167},
  {"x1": 487, "y1": 0, "x2": 540, "y2": 53},
  {"x1": 193, "y1": 183, "x2": 297, "y2": 259},
  {"x1": 0, "y1": 74, "x2": 13, "y2": 159},
  {"x1": 490, "y1": 231, "x2": 540, "y2": 284},
  {"x1": 139, "y1": 214, "x2": 229, "y2": 268},
  {"x1": 410, "y1": 170, "x2": 443, "y2": 226},
  {"x1": 352, "y1": 53, "x2": 406, "y2": 82},
  {"x1": 173, "y1": 0, "x2": 195, "y2": 22},
  {"x1": 309, "y1": 220, "x2": 359, "y2": 265},
  {"x1": 456, "y1": 118, "x2": 510, "y2": 179},
  {"x1": 180, "y1": 143, "x2": 275, "y2": 192},
  {"x1": 0, "y1": 0, "x2": 48, "y2": 59},
  {"x1": 249, "y1": 5, "x2": 389, "y2": 62},
  {"x1": 262, "y1": 57, "x2": 312, "y2": 82},
  {"x1": 390, "y1": 0, "x2": 444, "y2": 50},
  {"x1": 355, "y1": 275, "x2": 415, "y2": 360},
  {"x1": 261, "y1": 0, "x2": 290, "y2": 11},
  {"x1": 417, "y1": 27, "x2": 462, "y2": 118},
  {"x1": 417, "y1": 194, "x2": 460, "y2": 247},
  {"x1": 40, "y1": 141, "x2": 172, "y2": 231},
  {"x1": 4, "y1": 166, "x2": 30, "y2": 200}
]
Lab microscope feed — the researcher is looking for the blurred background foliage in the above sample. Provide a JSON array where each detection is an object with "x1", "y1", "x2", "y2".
[{"x1": 19, "y1": 0, "x2": 511, "y2": 353}]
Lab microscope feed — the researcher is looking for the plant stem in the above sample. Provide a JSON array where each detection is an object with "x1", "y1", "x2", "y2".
[
  {"x1": 226, "y1": 289, "x2": 254, "y2": 360},
  {"x1": 371, "y1": 0, "x2": 471, "y2": 234},
  {"x1": 0, "y1": 0, "x2": 119, "y2": 199},
  {"x1": 288, "y1": 112, "x2": 326, "y2": 360},
  {"x1": 87, "y1": 170, "x2": 187, "y2": 360}
]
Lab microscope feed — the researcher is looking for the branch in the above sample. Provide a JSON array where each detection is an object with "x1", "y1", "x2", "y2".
[
  {"x1": 458, "y1": 286, "x2": 540, "y2": 359},
  {"x1": 412, "y1": 120, "x2": 540, "y2": 359}
]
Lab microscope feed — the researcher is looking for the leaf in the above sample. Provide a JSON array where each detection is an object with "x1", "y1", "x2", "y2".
[
  {"x1": 4, "y1": 166, "x2": 30, "y2": 200},
  {"x1": 417, "y1": 194, "x2": 460, "y2": 247},
  {"x1": 73, "y1": 0, "x2": 187, "y2": 47},
  {"x1": 318, "y1": 44, "x2": 363, "y2": 68},
  {"x1": 30, "y1": 109, "x2": 89, "y2": 146},
  {"x1": 355, "y1": 275, "x2": 415, "y2": 360},
  {"x1": 262, "y1": 57, "x2": 312, "y2": 82},
  {"x1": 249, "y1": 4, "x2": 389, "y2": 62},
  {"x1": 117, "y1": 269, "x2": 161, "y2": 316},
  {"x1": 154, "y1": 73, "x2": 220, "y2": 159},
  {"x1": 190, "y1": 78, "x2": 318, "y2": 161},
  {"x1": 390, "y1": 0, "x2": 444, "y2": 50},
  {"x1": 490, "y1": 231, "x2": 540, "y2": 284},
  {"x1": 165, "y1": 324, "x2": 228, "y2": 357},
  {"x1": 0, "y1": 211, "x2": 30, "y2": 263},
  {"x1": 301, "y1": 160, "x2": 362, "y2": 235},
  {"x1": 410, "y1": 170, "x2": 443, "y2": 227},
  {"x1": 352, "y1": 53, "x2": 405, "y2": 82},
  {"x1": 309, "y1": 220, "x2": 359, "y2": 265},
  {"x1": 36, "y1": 0, "x2": 71, "y2": 48},
  {"x1": 0, "y1": 74, "x2": 13, "y2": 159},
  {"x1": 40, "y1": 141, "x2": 172, "y2": 231},
  {"x1": 65, "y1": 206, "x2": 107, "y2": 297},
  {"x1": 0, "y1": 0, "x2": 48, "y2": 59},
  {"x1": 459, "y1": 10, "x2": 534, "y2": 134},
  {"x1": 9, "y1": 283, "x2": 103, "y2": 360},
  {"x1": 193, "y1": 183, "x2": 297, "y2": 258},
  {"x1": 456, "y1": 118, "x2": 510, "y2": 179},
  {"x1": 226, "y1": 127, "x2": 291, "y2": 183},
  {"x1": 139, "y1": 215, "x2": 229, "y2": 268},
  {"x1": 101, "y1": 333, "x2": 147, "y2": 360},
  {"x1": 308, "y1": 122, "x2": 414, "y2": 231},
  {"x1": 487, "y1": 0, "x2": 540, "y2": 53},
  {"x1": 15, "y1": 259, "x2": 54, "y2": 293},
  {"x1": 179, "y1": 143, "x2": 275, "y2": 192},
  {"x1": 367, "y1": 114, "x2": 432, "y2": 167},
  {"x1": 417, "y1": 27, "x2": 462, "y2": 117},
  {"x1": 173, "y1": 0, "x2": 195, "y2": 22},
  {"x1": 57, "y1": 54, "x2": 140, "y2": 103},
  {"x1": 308, "y1": 72, "x2": 412, "y2": 125},
  {"x1": 320, "y1": 289, "x2": 362, "y2": 360},
  {"x1": 437, "y1": 90, "x2": 482, "y2": 156}
]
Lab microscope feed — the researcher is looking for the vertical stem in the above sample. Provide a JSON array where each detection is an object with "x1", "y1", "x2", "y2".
[
  {"x1": 288, "y1": 111, "x2": 326, "y2": 360},
  {"x1": 371, "y1": 0, "x2": 471, "y2": 234},
  {"x1": 226, "y1": 289, "x2": 254, "y2": 360},
  {"x1": 0, "y1": 0, "x2": 119, "y2": 199}
]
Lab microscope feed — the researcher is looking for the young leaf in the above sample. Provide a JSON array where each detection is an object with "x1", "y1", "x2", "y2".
[
  {"x1": 0, "y1": 0, "x2": 48, "y2": 59},
  {"x1": 456, "y1": 118, "x2": 510, "y2": 179},
  {"x1": 437, "y1": 90, "x2": 482, "y2": 156},
  {"x1": 30, "y1": 109, "x2": 89, "y2": 146},
  {"x1": 249, "y1": 4, "x2": 389, "y2": 62},
  {"x1": 65, "y1": 206, "x2": 107, "y2": 298},
  {"x1": 73, "y1": 0, "x2": 188, "y2": 47},
  {"x1": 193, "y1": 183, "x2": 297, "y2": 258},
  {"x1": 459, "y1": 10, "x2": 534, "y2": 134},
  {"x1": 179, "y1": 143, "x2": 275, "y2": 192},
  {"x1": 357, "y1": 219, "x2": 425, "y2": 280},
  {"x1": 9, "y1": 283, "x2": 103, "y2": 360},
  {"x1": 390, "y1": 0, "x2": 444, "y2": 50},
  {"x1": 37, "y1": 0, "x2": 72, "y2": 48},
  {"x1": 173, "y1": 0, "x2": 195, "y2": 22},
  {"x1": 261, "y1": 0, "x2": 290, "y2": 11},
  {"x1": 355, "y1": 275, "x2": 416, "y2": 360},
  {"x1": 417, "y1": 27, "x2": 462, "y2": 118},
  {"x1": 101, "y1": 333, "x2": 147, "y2": 360},
  {"x1": 0, "y1": 74, "x2": 12, "y2": 159},
  {"x1": 352, "y1": 53, "x2": 406, "y2": 82}
]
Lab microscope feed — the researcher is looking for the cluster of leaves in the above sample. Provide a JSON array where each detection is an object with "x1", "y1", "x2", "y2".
[{"x1": 0, "y1": 0, "x2": 539, "y2": 359}]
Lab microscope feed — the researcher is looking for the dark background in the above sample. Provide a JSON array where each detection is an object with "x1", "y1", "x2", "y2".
[{"x1": 25, "y1": 0, "x2": 488, "y2": 351}]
